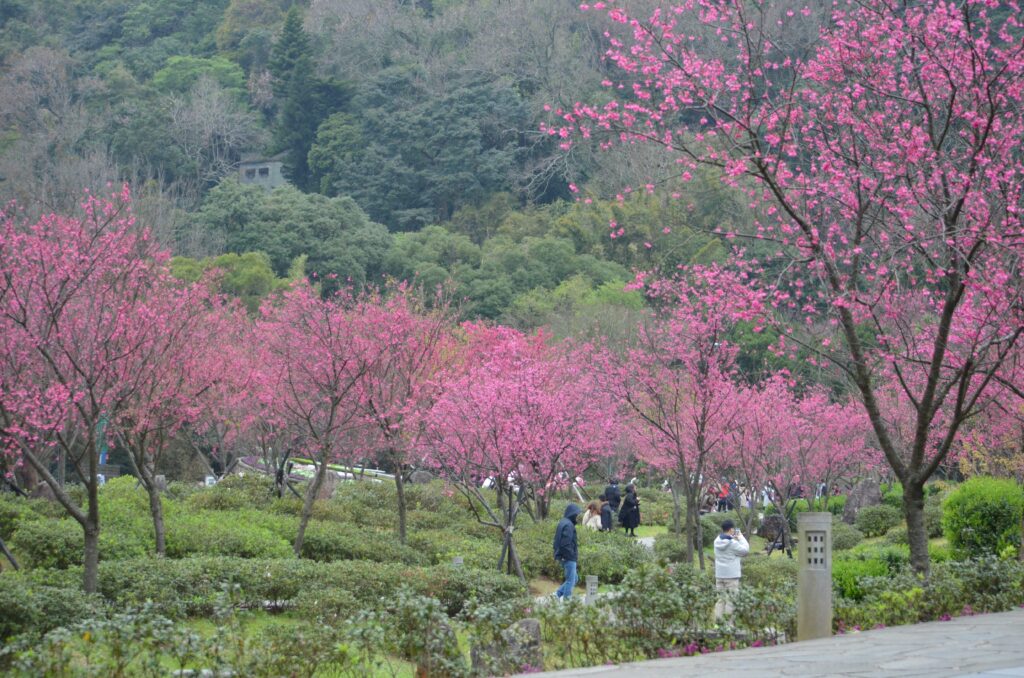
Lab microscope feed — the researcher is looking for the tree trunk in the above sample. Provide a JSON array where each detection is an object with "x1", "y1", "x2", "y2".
[
  {"x1": 684, "y1": 493, "x2": 696, "y2": 566},
  {"x1": 670, "y1": 477, "x2": 683, "y2": 536},
  {"x1": 696, "y1": 512, "x2": 706, "y2": 571},
  {"x1": 394, "y1": 459, "x2": 407, "y2": 544},
  {"x1": 294, "y1": 458, "x2": 329, "y2": 557},
  {"x1": 83, "y1": 524, "x2": 99, "y2": 593},
  {"x1": 903, "y1": 479, "x2": 930, "y2": 577},
  {"x1": 507, "y1": 535, "x2": 526, "y2": 582},
  {"x1": 146, "y1": 481, "x2": 167, "y2": 557},
  {"x1": 0, "y1": 535, "x2": 19, "y2": 570}
]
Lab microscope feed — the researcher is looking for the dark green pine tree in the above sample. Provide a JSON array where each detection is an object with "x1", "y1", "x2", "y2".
[{"x1": 270, "y1": 6, "x2": 318, "y2": 189}]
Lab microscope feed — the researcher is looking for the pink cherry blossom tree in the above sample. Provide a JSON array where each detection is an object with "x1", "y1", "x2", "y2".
[
  {"x1": 0, "y1": 188, "x2": 180, "y2": 591},
  {"x1": 422, "y1": 325, "x2": 617, "y2": 581},
  {"x1": 731, "y1": 375, "x2": 874, "y2": 553},
  {"x1": 568, "y1": 0, "x2": 1024, "y2": 574},
  {"x1": 111, "y1": 290, "x2": 242, "y2": 556},
  {"x1": 603, "y1": 264, "x2": 765, "y2": 568},
  {"x1": 358, "y1": 284, "x2": 457, "y2": 544},
  {"x1": 254, "y1": 285, "x2": 383, "y2": 556}
]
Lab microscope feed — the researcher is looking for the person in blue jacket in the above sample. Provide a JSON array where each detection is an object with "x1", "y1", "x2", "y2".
[{"x1": 553, "y1": 503, "x2": 581, "y2": 600}]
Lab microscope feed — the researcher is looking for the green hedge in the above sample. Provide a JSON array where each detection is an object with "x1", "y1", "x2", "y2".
[
  {"x1": 0, "y1": 574, "x2": 102, "y2": 640},
  {"x1": 832, "y1": 520, "x2": 865, "y2": 550},
  {"x1": 299, "y1": 521, "x2": 428, "y2": 565},
  {"x1": 10, "y1": 519, "x2": 149, "y2": 569},
  {"x1": 942, "y1": 476, "x2": 1024, "y2": 558},
  {"x1": 165, "y1": 512, "x2": 292, "y2": 559},
  {"x1": 854, "y1": 504, "x2": 902, "y2": 537},
  {"x1": 21, "y1": 556, "x2": 527, "y2": 620}
]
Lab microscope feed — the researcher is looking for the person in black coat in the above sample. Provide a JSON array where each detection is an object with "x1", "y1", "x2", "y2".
[
  {"x1": 599, "y1": 494, "x2": 614, "y2": 532},
  {"x1": 604, "y1": 479, "x2": 621, "y2": 512},
  {"x1": 618, "y1": 484, "x2": 641, "y2": 537},
  {"x1": 552, "y1": 503, "x2": 581, "y2": 600}
]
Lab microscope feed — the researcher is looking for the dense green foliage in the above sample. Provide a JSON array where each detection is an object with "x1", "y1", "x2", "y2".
[{"x1": 942, "y1": 477, "x2": 1024, "y2": 558}]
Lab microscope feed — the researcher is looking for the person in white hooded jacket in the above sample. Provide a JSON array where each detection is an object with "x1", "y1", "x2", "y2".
[{"x1": 713, "y1": 519, "x2": 749, "y2": 620}]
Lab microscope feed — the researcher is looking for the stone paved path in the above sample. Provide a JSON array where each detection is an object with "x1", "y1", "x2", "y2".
[{"x1": 521, "y1": 607, "x2": 1024, "y2": 677}]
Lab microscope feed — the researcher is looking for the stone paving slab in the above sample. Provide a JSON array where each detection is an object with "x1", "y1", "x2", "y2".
[{"x1": 520, "y1": 608, "x2": 1024, "y2": 678}]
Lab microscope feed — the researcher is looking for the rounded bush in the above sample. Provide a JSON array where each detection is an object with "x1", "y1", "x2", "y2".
[
  {"x1": 164, "y1": 512, "x2": 292, "y2": 559},
  {"x1": 885, "y1": 524, "x2": 908, "y2": 545},
  {"x1": 11, "y1": 520, "x2": 84, "y2": 569},
  {"x1": 854, "y1": 504, "x2": 902, "y2": 537},
  {"x1": 185, "y1": 473, "x2": 276, "y2": 512},
  {"x1": 831, "y1": 520, "x2": 864, "y2": 550},
  {"x1": 942, "y1": 476, "x2": 1024, "y2": 558},
  {"x1": 741, "y1": 554, "x2": 798, "y2": 589},
  {"x1": 0, "y1": 494, "x2": 37, "y2": 541},
  {"x1": 881, "y1": 482, "x2": 904, "y2": 508},
  {"x1": 0, "y1": 575, "x2": 102, "y2": 641},
  {"x1": 300, "y1": 521, "x2": 427, "y2": 565},
  {"x1": 832, "y1": 558, "x2": 888, "y2": 600}
]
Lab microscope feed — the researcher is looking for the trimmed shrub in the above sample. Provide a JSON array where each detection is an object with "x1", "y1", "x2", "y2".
[
  {"x1": 741, "y1": 554, "x2": 799, "y2": 589},
  {"x1": 942, "y1": 476, "x2": 1024, "y2": 558},
  {"x1": 0, "y1": 494, "x2": 38, "y2": 541},
  {"x1": 164, "y1": 512, "x2": 292, "y2": 559},
  {"x1": 832, "y1": 520, "x2": 864, "y2": 551},
  {"x1": 185, "y1": 473, "x2": 276, "y2": 512},
  {"x1": 299, "y1": 521, "x2": 427, "y2": 565},
  {"x1": 11, "y1": 520, "x2": 84, "y2": 569},
  {"x1": 832, "y1": 558, "x2": 888, "y2": 600},
  {"x1": 881, "y1": 482, "x2": 903, "y2": 508},
  {"x1": 854, "y1": 504, "x2": 902, "y2": 537},
  {"x1": 885, "y1": 524, "x2": 908, "y2": 545},
  {"x1": 56, "y1": 556, "x2": 528, "y2": 619},
  {"x1": 924, "y1": 495, "x2": 945, "y2": 538},
  {"x1": 0, "y1": 574, "x2": 102, "y2": 640}
]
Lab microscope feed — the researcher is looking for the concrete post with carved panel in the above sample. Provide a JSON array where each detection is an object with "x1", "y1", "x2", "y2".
[{"x1": 798, "y1": 512, "x2": 833, "y2": 640}]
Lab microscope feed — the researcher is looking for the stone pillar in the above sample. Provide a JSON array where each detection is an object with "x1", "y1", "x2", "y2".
[
  {"x1": 585, "y1": 575, "x2": 599, "y2": 605},
  {"x1": 797, "y1": 512, "x2": 832, "y2": 641},
  {"x1": 451, "y1": 556, "x2": 464, "y2": 568}
]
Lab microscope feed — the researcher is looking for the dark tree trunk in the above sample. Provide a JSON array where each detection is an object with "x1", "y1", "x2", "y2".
[
  {"x1": 146, "y1": 481, "x2": 166, "y2": 557},
  {"x1": 0, "y1": 535, "x2": 19, "y2": 570},
  {"x1": 294, "y1": 458, "x2": 330, "y2": 557},
  {"x1": 684, "y1": 493, "x2": 697, "y2": 566},
  {"x1": 394, "y1": 459, "x2": 408, "y2": 544},
  {"x1": 670, "y1": 476, "x2": 683, "y2": 536},
  {"x1": 903, "y1": 479, "x2": 930, "y2": 577}
]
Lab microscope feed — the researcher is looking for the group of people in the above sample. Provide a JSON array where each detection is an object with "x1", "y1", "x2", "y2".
[
  {"x1": 554, "y1": 478, "x2": 751, "y2": 618},
  {"x1": 578, "y1": 479, "x2": 641, "y2": 537}
]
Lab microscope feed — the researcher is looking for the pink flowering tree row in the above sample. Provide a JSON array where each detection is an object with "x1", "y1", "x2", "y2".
[
  {"x1": 0, "y1": 188, "x2": 236, "y2": 588},
  {"x1": 566, "y1": 0, "x2": 1024, "y2": 574},
  {"x1": 421, "y1": 325, "x2": 618, "y2": 581}
]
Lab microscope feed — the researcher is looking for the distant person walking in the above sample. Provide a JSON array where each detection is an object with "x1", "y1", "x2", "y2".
[
  {"x1": 713, "y1": 518, "x2": 750, "y2": 621},
  {"x1": 618, "y1": 484, "x2": 641, "y2": 537},
  {"x1": 553, "y1": 503, "x2": 581, "y2": 601},
  {"x1": 604, "y1": 479, "x2": 621, "y2": 512}
]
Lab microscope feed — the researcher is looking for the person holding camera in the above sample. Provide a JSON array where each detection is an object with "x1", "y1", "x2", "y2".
[{"x1": 713, "y1": 519, "x2": 749, "y2": 621}]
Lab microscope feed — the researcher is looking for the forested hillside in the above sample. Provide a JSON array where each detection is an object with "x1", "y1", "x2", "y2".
[{"x1": 0, "y1": 0, "x2": 767, "y2": 333}]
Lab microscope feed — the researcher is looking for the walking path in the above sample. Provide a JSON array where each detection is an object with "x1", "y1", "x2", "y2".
[{"x1": 522, "y1": 607, "x2": 1024, "y2": 677}]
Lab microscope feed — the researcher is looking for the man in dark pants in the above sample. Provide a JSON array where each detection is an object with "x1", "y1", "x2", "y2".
[
  {"x1": 553, "y1": 503, "x2": 581, "y2": 600},
  {"x1": 604, "y1": 479, "x2": 621, "y2": 512}
]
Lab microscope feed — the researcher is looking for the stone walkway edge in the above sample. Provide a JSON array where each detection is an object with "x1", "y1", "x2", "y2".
[{"x1": 519, "y1": 607, "x2": 1024, "y2": 678}]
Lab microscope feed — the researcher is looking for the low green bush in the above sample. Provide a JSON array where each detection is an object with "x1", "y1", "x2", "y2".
[
  {"x1": 10, "y1": 519, "x2": 148, "y2": 569},
  {"x1": 185, "y1": 473, "x2": 276, "y2": 512},
  {"x1": 881, "y1": 482, "x2": 903, "y2": 508},
  {"x1": 885, "y1": 524, "x2": 908, "y2": 545},
  {"x1": 854, "y1": 504, "x2": 902, "y2": 537},
  {"x1": 0, "y1": 574, "x2": 102, "y2": 640},
  {"x1": 942, "y1": 476, "x2": 1024, "y2": 558},
  {"x1": 924, "y1": 495, "x2": 945, "y2": 538},
  {"x1": 832, "y1": 520, "x2": 864, "y2": 550},
  {"x1": 299, "y1": 521, "x2": 428, "y2": 565},
  {"x1": 832, "y1": 558, "x2": 889, "y2": 600},
  {"x1": 0, "y1": 494, "x2": 38, "y2": 541},
  {"x1": 741, "y1": 554, "x2": 798, "y2": 589},
  {"x1": 46, "y1": 556, "x2": 527, "y2": 619},
  {"x1": 164, "y1": 512, "x2": 292, "y2": 559}
]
